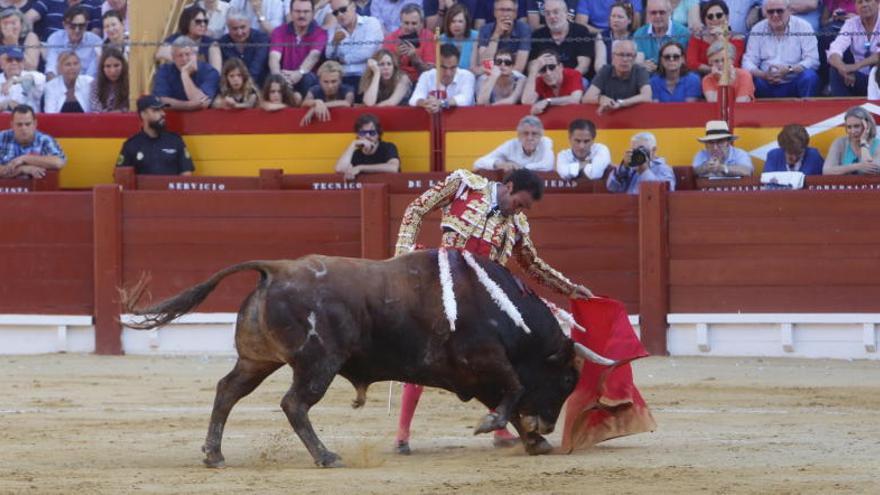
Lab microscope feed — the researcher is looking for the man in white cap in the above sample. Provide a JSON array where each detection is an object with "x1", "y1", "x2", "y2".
[{"x1": 692, "y1": 120, "x2": 754, "y2": 178}]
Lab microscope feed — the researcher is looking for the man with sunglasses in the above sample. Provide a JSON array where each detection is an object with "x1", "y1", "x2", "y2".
[
  {"x1": 522, "y1": 49, "x2": 584, "y2": 115},
  {"x1": 742, "y1": 0, "x2": 819, "y2": 98},
  {"x1": 633, "y1": 0, "x2": 689, "y2": 73},
  {"x1": 326, "y1": 0, "x2": 385, "y2": 89},
  {"x1": 30, "y1": 0, "x2": 101, "y2": 41},
  {"x1": 334, "y1": 113, "x2": 400, "y2": 180},
  {"x1": 44, "y1": 5, "x2": 101, "y2": 80}
]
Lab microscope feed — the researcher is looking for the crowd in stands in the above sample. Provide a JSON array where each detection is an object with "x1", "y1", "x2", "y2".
[{"x1": 3, "y1": 0, "x2": 880, "y2": 181}]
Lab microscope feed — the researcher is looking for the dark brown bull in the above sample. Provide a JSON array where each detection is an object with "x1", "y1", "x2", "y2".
[{"x1": 124, "y1": 249, "x2": 594, "y2": 468}]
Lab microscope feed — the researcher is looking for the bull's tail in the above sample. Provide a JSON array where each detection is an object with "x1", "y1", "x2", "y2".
[{"x1": 121, "y1": 261, "x2": 279, "y2": 330}]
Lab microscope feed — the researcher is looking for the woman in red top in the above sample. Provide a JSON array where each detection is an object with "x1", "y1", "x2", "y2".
[{"x1": 686, "y1": 0, "x2": 745, "y2": 76}]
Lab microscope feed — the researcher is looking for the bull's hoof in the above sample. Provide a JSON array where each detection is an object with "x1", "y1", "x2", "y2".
[
  {"x1": 523, "y1": 436, "x2": 553, "y2": 456},
  {"x1": 351, "y1": 397, "x2": 365, "y2": 409},
  {"x1": 316, "y1": 452, "x2": 343, "y2": 468},
  {"x1": 474, "y1": 412, "x2": 506, "y2": 435},
  {"x1": 202, "y1": 451, "x2": 226, "y2": 469},
  {"x1": 492, "y1": 436, "x2": 519, "y2": 448}
]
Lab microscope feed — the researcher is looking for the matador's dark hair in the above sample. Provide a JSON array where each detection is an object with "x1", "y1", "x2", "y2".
[{"x1": 503, "y1": 169, "x2": 544, "y2": 201}]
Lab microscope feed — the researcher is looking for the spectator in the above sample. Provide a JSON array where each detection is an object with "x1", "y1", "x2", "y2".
[
  {"x1": 439, "y1": 3, "x2": 479, "y2": 71},
  {"x1": 45, "y1": 6, "x2": 101, "y2": 79},
  {"x1": 101, "y1": 0, "x2": 126, "y2": 22},
  {"x1": 32, "y1": 0, "x2": 101, "y2": 40},
  {"x1": 582, "y1": 39, "x2": 651, "y2": 114},
  {"x1": 101, "y1": 10, "x2": 126, "y2": 56},
  {"x1": 116, "y1": 95, "x2": 194, "y2": 176},
  {"x1": 556, "y1": 118, "x2": 612, "y2": 180},
  {"x1": 269, "y1": 0, "x2": 327, "y2": 96},
  {"x1": 382, "y1": 4, "x2": 435, "y2": 83},
  {"x1": 529, "y1": 0, "x2": 595, "y2": 79},
  {"x1": 764, "y1": 124, "x2": 824, "y2": 175},
  {"x1": 300, "y1": 60, "x2": 355, "y2": 125},
  {"x1": 526, "y1": 0, "x2": 580, "y2": 30},
  {"x1": 522, "y1": 49, "x2": 584, "y2": 114},
  {"x1": 425, "y1": 0, "x2": 488, "y2": 31},
  {"x1": 477, "y1": 0, "x2": 531, "y2": 74},
  {"x1": 315, "y1": 0, "x2": 374, "y2": 28},
  {"x1": 578, "y1": 0, "x2": 642, "y2": 33},
  {"x1": 334, "y1": 113, "x2": 400, "y2": 179},
  {"x1": 227, "y1": 0, "x2": 286, "y2": 33},
  {"x1": 371, "y1": 0, "x2": 421, "y2": 33},
  {"x1": 818, "y1": 1, "x2": 855, "y2": 77},
  {"x1": 325, "y1": 0, "x2": 385, "y2": 89},
  {"x1": 156, "y1": 5, "x2": 222, "y2": 73},
  {"x1": 260, "y1": 73, "x2": 301, "y2": 111},
  {"x1": 703, "y1": 40, "x2": 754, "y2": 102},
  {"x1": 650, "y1": 41, "x2": 701, "y2": 102},
  {"x1": 743, "y1": 0, "x2": 819, "y2": 98},
  {"x1": 473, "y1": 115, "x2": 554, "y2": 172},
  {"x1": 0, "y1": 104, "x2": 65, "y2": 178},
  {"x1": 827, "y1": 0, "x2": 879, "y2": 97},
  {"x1": 220, "y1": 8, "x2": 270, "y2": 86},
  {"x1": 670, "y1": 0, "x2": 700, "y2": 28},
  {"x1": 607, "y1": 131, "x2": 676, "y2": 193},
  {"x1": 44, "y1": 51, "x2": 92, "y2": 112},
  {"x1": 686, "y1": 0, "x2": 746, "y2": 76},
  {"x1": 153, "y1": 37, "x2": 220, "y2": 111},
  {"x1": 0, "y1": 8, "x2": 40, "y2": 71},
  {"x1": 0, "y1": 48, "x2": 45, "y2": 111},
  {"x1": 199, "y1": 0, "x2": 230, "y2": 39},
  {"x1": 692, "y1": 120, "x2": 754, "y2": 177},
  {"x1": 596, "y1": 2, "x2": 636, "y2": 74},
  {"x1": 476, "y1": 47, "x2": 525, "y2": 104},
  {"x1": 212, "y1": 58, "x2": 259, "y2": 109},
  {"x1": 88, "y1": 47, "x2": 127, "y2": 112},
  {"x1": 0, "y1": 2, "x2": 41, "y2": 37},
  {"x1": 360, "y1": 48, "x2": 412, "y2": 105},
  {"x1": 634, "y1": 0, "x2": 690, "y2": 73},
  {"x1": 409, "y1": 43, "x2": 475, "y2": 111},
  {"x1": 823, "y1": 106, "x2": 880, "y2": 175}
]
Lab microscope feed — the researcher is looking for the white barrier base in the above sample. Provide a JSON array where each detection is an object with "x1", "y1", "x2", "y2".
[{"x1": 1, "y1": 313, "x2": 877, "y2": 359}]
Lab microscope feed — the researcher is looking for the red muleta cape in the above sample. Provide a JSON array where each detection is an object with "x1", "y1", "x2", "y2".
[{"x1": 560, "y1": 297, "x2": 656, "y2": 452}]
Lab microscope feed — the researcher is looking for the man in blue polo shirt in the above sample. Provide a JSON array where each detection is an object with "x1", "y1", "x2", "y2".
[
  {"x1": 153, "y1": 37, "x2": 220, "y2": 111},
  {"x1": 477, "y1": 0, "x2": 531, "y2": 73},
  {"x1": 634, "y1": 0, "x2": 689, "y2": 73}
]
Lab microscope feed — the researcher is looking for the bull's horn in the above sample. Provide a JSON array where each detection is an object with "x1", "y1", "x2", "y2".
[{"x1": 573, "y1": 343, "x2": 617, "y2": 367}]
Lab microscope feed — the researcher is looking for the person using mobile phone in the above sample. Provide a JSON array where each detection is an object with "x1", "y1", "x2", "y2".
[
  {"x1": 382, "y1": 4, "x2": 436, "y2": 83},
  {"x1": 334, "y1": 113, "x2": 400, "y2": 180}
]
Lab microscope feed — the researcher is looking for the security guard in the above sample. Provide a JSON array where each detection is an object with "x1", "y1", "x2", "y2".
[{"x1": 116, "y1": 95, "x2": 195, "y2": 175}]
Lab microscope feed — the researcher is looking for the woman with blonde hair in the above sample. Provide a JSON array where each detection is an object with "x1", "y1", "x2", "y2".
[
  {"x1": 823, "y1": 106, "x2": 880, "y2": 175},
  {"x1": 359, "y1": 49, "x2": 411, "y2": 106},
  {"x1": 44, "y1": 51, "x2": 93, "y2": 113},
  {"x1": 212, "y1": 57, "x2": 258, "y2": 109}
]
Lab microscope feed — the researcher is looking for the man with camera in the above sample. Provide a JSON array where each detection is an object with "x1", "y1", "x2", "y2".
[
  {"x1": 383, "y1": 4, "x2": 436, "y2": 83},
  {"x1": 606, "y1": 132, "x2": 675, "y2": 194},
  {"x1": 334, "y1": 113, "x2": 400, "y2": 180}
]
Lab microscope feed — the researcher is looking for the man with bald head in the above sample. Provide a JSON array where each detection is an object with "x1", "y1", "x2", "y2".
[{"x1": 582, "y1": 39, "x2": 651, "y2": 114}]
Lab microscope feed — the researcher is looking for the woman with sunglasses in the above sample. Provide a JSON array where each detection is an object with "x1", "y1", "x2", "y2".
[
  {"x1": 686, "y1": 0, "x2": 744, "y2": 75},
  {"x1": 334, "y1": 112, "x2": 400, "y2": 180},
  {"x1": 439, "y1": 3, "x2": 479, "y2": 71},
  {"x1": 155, "y1": 5, "x2": 222, "y2": 73},
  {"x1": 476, "y1": 47, "x2": 525, "y2": 105},
  {"x1": 0, "y1": 8, "x2": 39, "y2": 71},
  {"x1": 650, "y1": 41, "x2": 701, "y2": 101}
]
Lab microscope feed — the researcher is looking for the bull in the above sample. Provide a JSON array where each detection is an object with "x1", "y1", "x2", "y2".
[{"x1": 124, "y1": 249, "x2": 611, "y2": 468}]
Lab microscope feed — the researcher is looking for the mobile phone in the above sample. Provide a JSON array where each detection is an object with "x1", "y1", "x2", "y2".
[
  {"x1": 482, "y1": 59, "x2": 494, "y2": 71},
  {"x1": 399, "y1": 31, "x2": 420, "y2": 48}
]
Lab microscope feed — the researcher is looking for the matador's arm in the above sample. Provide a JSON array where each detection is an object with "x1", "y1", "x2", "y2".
[
  {"x1": 394, "y1": 174, "x2": 462, "y2": 256},
  {"x1": 512, "y1": 214, "x2": 593, "y2": 298}
]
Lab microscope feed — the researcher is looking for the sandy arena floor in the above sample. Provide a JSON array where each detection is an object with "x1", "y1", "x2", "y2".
[{"x1": 0, "y1": 354, "x2": 877, "y2": 494}]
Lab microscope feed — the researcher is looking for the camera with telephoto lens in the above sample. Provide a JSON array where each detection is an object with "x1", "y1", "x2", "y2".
[{"x1": 627, "y1": 146, "x2": 650, "y2": 168}]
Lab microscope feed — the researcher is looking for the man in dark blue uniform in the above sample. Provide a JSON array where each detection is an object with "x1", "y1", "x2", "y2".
[{"x1": 115, "y1": 95, "x2": 195, "y2": 176}]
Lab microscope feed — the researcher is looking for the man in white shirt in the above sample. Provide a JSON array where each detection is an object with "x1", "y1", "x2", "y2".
[
  {"x1": 325, "y1": 0, "x2": 385, "y2": 88},
  {"x1": 409, "y1": 43, "x2": 475, "y2": 111},
  {"x1": 0, "y1": 49, "x2": 45, "y2": 112},
  {"x1": 556, "y1": 119, "x2": 611, "y2": 180},
  {"x1": 473, "y1": 115, "x2": 554, "y2": 172},
  {"x1": 227, "y1": 0, "x2": 287, "y2": 33}
]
